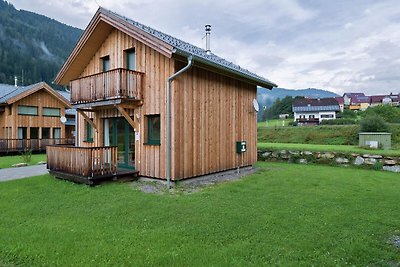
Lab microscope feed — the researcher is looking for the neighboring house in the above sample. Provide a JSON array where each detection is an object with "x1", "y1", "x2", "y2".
[
  {"x1": 343, "y1": 93, "x2": 365, "y2": 106},
  {"x1": 369, "y1": 95, "x2": 386, "y2": 107},
  {"x1": 292, "y1": 98, "x2": 340, "y2": 125},
  {"x1": 350, "y1": 96, "x2": 370, "y2": 111},
  {"x1": 0, "y1": 82, "x2": 73, "y2": 153},
  {"x1": 334, "y1": 97, "x2": 344, "y2": 112},
  {"x1": 46, "y1": 7, "x2": 277, "y2": 185},
  {"x1": 370, "y1": 93, "x2": 399, "y2": 107}
]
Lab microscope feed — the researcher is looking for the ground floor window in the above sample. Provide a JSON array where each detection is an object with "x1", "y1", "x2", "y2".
[
  {"x1": 18, "y1": 127, "x2": 27, "y2": 139},
  {"x1": 53, "y1": 128, "x2": 61, "y2": 139},
  {"x1": 42, "y1": 128, "x2": 51, "y2": 139},
  {"x1": 85, "y1": 121, "x2": 94, "y2": 142},
  {"x1": 30, "y1": 127, "x2": 39, "y2": 139},
  {"x1": 145, "y1": 114, "x2": 160, "y2": 145}
]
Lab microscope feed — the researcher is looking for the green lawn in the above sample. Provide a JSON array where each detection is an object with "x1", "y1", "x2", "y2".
[
  {"x1": 257, "y1": 119, "x2": 292, "y2": 127},
  {"x1": 258, "y1": 142, "x2": 400, "y2": 156},
  {"x1": 0, "y1": 154, "x2": 46, "y2": 169},
  {"x1": 1, "y1": 163, "x2": 399, "y2": 266}
]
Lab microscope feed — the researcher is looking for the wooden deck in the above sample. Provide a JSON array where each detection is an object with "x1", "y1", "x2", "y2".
[{"x1": 47, "y1": 145, "x2": 139, "y2": 185}]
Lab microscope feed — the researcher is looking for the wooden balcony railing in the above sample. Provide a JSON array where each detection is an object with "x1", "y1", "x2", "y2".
[
  {"x1": 0, "y1": 138, "x2": 74, "y2": 153},
  {"x1": 47, "y1": 146, "x2": 117, "y2": 178},
  {"x1": 70, "y1": 68, "x2": 144, "y2": 104}
]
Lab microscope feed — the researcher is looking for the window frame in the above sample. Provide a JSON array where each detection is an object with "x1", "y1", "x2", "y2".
[
  {"x1": 102, "y1": 55, "x2": 110, "y2": 72},
  {"x1": 85, "y1": 121, "x2": 94, "y2": 143},
  {"x1": 42, "y1": 107, "x2": 61, "y2": 117},
  {"x1": 125, "y1": 48, "x2": 136, "y2": 71},
  {"x1": 145, "y1": 114, "x2": 160, "y2": 145},
  {"x1": 18, "y1": 105, "x2": 38, "y2": 116}
]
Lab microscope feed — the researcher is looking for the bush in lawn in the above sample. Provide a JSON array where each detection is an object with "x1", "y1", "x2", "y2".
[
  {"x1": 360, "y1": 115, "x2": 389, "y2": 132},
  {"x1": 320, "y1": 118, "x2": 357, "y2": 125},
  {"x1": 20, "y1": 149, "x2": 32, "y2": 163},
  {"x1": 362, "y1": 105, "x2": 400, "y2": 123}
]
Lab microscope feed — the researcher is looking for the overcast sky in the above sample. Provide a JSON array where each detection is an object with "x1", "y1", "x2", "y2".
[{"x1": 7, "y1": 0, "x2": 400, "y2": 95}]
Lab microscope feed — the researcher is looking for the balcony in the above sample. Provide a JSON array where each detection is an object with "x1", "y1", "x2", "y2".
[
  {"x1": 70, "y1": 68, "x2": 144, "y2": 107},
  {"x1": 0, "y1": 138, "x2": 74, "y2": 153}
]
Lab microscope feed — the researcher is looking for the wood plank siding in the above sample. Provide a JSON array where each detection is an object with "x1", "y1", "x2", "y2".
[
  {"x1": 171, "y1": 64, "x2": 257, "y2": 180},
  {"x1": 0, "y1": 90, "x2": 69, "y2": 140}
]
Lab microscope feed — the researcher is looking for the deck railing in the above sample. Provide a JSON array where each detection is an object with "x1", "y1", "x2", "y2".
[
  {"x1": 70, "y1": 68, "x2": 144, "y2": 104},
  {"x1": 46, "y1": 145, "x2": 117, "y2": 178},
  {"x1": 0, "y1": 138, "x2": 74, "y2": 153}
]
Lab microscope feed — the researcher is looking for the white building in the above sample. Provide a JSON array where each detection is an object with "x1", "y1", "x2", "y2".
[{"x1": 292, "y1": 98, "x2": 341, "y2": 125}]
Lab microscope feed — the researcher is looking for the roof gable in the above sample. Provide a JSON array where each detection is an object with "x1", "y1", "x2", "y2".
[
  {"x1": 292, "y1": 97, "x2": 340, "y2": 112},
  {"x1": 0, "y1": 82, "x2": 71, "y2": 107},
  {"x1": 55, "y1": 7, "x2": 276, "y2": 89}
]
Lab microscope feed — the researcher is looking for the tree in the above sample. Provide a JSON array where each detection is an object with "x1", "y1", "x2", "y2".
[
  {"x1": 362, "y1": 105, "x2": 400, "y2": 123},
  {"x1": 359, "y1": 115, "x2": 389, "y2": 132}
]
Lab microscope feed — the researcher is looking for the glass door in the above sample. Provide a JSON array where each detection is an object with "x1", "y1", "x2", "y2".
[{"x1": 107, "y1": 118, "x2": 135, "y2": 169}]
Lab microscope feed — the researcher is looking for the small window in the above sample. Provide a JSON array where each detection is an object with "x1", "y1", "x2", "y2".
[
  {"x1": 18, "y1": 127, "x2": 27, "y2": 139},
  {"x1": 42, "y1": 127, "x2": 50, "y2": 139},
  {"x1": 18, "y1": 105, "x2": 38, "y2": 116},
  {"x1": 53, "y1": 128, "x2": 61, "y2": 139},
  {"x1": 146, "y1": 115, "x2": 160, "y2": 145},
  {"x1": 102, "y1": 55, "x2": 110, "y2": 72},
  {"x1": 43, "y1": 107, "x2": 61, "y2": 117},
  {"x1": 30, "y1": 127, "x2": 39, "y2": 139},
  {"x1": 85, "y1": 121, "x2": 94, "y2": 142},
  {"x1": 125, "y1": 49, "x2": 136, "y2": 70}
]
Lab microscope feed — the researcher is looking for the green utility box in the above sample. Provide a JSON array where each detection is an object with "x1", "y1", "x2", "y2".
[
  {"x1": 236, "y1": 141, "x2": 247, "y2": 154},
  {"x1": 359, "y1": 132, "x2": 392, "y2": 149}
]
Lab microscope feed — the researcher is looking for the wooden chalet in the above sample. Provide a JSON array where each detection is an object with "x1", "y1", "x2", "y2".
[
  {"x1": 47, "y1": 8, "x2": 277, "y2": 186},
  {"x1": 0, "y1": 82, "x2": 74, "y2": 153}
]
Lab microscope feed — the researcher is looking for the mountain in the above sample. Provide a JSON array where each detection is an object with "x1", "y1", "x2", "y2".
[
  {"x1": 0, "y1": 0, "x2": 82, "y2": 86},
  {"x1": 257, "y1": 87, "x2": 339, "y2": 121}
]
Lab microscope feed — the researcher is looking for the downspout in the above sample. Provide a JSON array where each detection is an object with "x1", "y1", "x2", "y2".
[{"x1": 166, "y1": 55, "x2": 193, "y2": 190}]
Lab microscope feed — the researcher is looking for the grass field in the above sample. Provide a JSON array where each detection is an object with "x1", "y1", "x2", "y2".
[
  {"x1": 0, "y1": 153, "x2": 46, "y2": 169},
  {"x1": 258, "y1": 124, "x2": 400, "y2": 148},
  {"x1": 258, "y1": 142, "x2": 400, "y2": 156},
  {"x1": 257, "y1": 119, "x2": 292, "y2": 127},
  {"x1": 0, "y1": 162, "x2": 399, "y2": 266}
]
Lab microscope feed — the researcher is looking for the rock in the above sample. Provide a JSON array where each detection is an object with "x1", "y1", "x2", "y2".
[
  {"x1": 12, "y1": 163, "x2": 28, "y2": 167},
  {"x1": 354, "y1": 156, "x2": 365, "y2": 165},
  {"x1": 351, "y1": 153, "x2": 360, "y2": 157},
  {"x1": 320, "y1": 153, "x2": 335, "y2": 159},
  {"x1": 369, "y1": 154, "x2": 383, "y2": 159},
  {"x1": 364, "y1": 158, "x2": 377, "y2": 165},
  {"x1": 336, "y1": 157, "x2": 349, "y2": 164},
  {"x1": 271, "y1": 151, "x2": 279, "y2": 158},
  {"x1": 362, "y1": 154, "x2": 371, "y2": 158},
  {"x1": 383, "y1": 165, "x2": 400, "y2": 173},
  {"x1": 298, "y1": 158, "x2": 307, "y2": 164},
  {"x1": 289, "y1": 150, "x2": 300, "y2": 155},
  {"x1": 261, "y1": 152, "x2": 271, "y2": 159},
  {"x1": 383, "y1": 159, "x2": 397, "y2": 166},
  {"x1": 302, "y1": 151, "x2": 313, "y2": 156},
  {"x1": 37, "y1": 161, "x2": 46, "y2": 165}
]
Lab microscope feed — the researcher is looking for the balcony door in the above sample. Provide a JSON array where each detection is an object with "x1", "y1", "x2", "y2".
[{"x1": 104, "y1": 118, "x2": 135, "y2": 169}]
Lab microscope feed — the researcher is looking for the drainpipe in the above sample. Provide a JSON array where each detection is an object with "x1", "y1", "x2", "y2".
[{"x1": 166, "y1": 55, "x2": 193, "y2": 190}]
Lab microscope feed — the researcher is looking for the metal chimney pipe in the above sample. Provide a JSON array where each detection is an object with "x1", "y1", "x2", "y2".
[
  {"x1": 14, "y1": 76, "x2": 17, "y2": 87},
  {"x1": 205, "y1": 25, "x2": 211, "y2": 55}
]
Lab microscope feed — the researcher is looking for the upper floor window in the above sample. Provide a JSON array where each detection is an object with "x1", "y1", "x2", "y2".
[
  {"x1": 43, "y1": 107, "x2": 61, "y2": 117},
  {"x1": 125, "y1": 49, "x2": 136, "y2": 70},
  {"x1": 102, "y1": 55, "x2": 110, "y2": 72},
  {"x1": 18, "y1": 105, "x2": 38, "y2": 116}
]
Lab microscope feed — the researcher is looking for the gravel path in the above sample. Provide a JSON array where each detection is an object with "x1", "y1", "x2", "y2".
[{"x1": 0, "y1": 164, "x2": 48, "y2": 182}]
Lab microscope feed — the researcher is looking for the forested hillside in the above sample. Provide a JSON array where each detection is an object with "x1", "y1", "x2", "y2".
[{"x1": 0, "y1": 0, "x2": 82, "y2": 86}]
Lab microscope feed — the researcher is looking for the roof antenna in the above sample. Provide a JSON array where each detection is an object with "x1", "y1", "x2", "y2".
[{"x1": 14, "y1": 76, "x2": 18, "y2": 87}]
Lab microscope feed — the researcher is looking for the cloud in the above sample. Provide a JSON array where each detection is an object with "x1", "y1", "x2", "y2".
[{"x1": 7, "y1": 0, "x2": 400, "y2": 95}]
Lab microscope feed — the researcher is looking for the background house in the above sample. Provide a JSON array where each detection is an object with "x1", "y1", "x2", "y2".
[
  {"x1": 0, "y1": 82, "x2": 73, "y2": 153},
  {"x1": 47, "y1": 7, "x2": 277, "y2": 184},
  {"x1": 292, "y1": 98, "x2": 340, "y2": 125}
]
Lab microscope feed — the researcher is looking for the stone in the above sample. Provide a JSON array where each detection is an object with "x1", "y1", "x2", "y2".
[
  {"x1": 12, "y1": 163, "x2": 28, "y2": 167},
  {"x1": 364, "y1": 158, "x2": 377, "y2": 165},
  {"x1": 298, "y1": 158, "x2": 307, "y2": 164},
  {"x1": 289, "y1": 150, "x2": 300, "y2": 155},
  {"x1": 37, "y1": 161, "x2": 46, "y2": 165},
  {"x1": 369, "y1": 154, "x2": 383, "y2": 159},
  {"x1": 383, "y1": 165, "x2": 400, "y2": 173},
  {"x1": 351, "y1": 153, "x2": 360, "y2": 157},
  {"x1": 336, "y1": 157, "x2": 349, "y2": 164},
  {"x1": 261, "y1": 152, "x2": 271, "y2": 158},
  {"x1": 302, "y1": 151, "x2": 313, "y2": 156},
  {"x1": 320, "y1": 153, "x2": 335, "y2": 159},
  {"x1": 271, "y1": 151, "x2": 279, "y2": 158},
  {"x1": 354, "y1": 156, "x2": 365, "y2": 165},
  {"x1": 383, "y1": 159, "x2": 397, "y2": 166}
]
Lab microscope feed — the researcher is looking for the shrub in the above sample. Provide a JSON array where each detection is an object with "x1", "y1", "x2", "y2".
[
  {"x1": 320, "y1": 118, "x2": 357, "y2": 125},
  {"x1": 359, "y1": 115, "x2": 389, "y2": 132},
  {"x1": 20, "y1": 149, "x2": 32, "y2": 163}
]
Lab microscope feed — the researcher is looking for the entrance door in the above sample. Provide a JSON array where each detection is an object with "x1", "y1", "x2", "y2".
[{"x1": 106, "y1": 118, "x2": 135, "y2": 169}]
